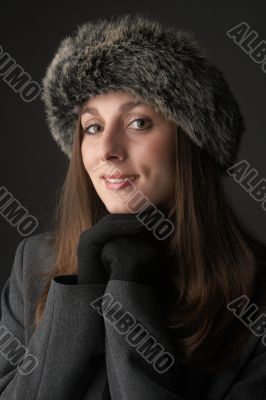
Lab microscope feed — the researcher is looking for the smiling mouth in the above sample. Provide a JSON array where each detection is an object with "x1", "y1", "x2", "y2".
[{"x1": 103, "y1": 176, "x2": 138, "y2": 190}]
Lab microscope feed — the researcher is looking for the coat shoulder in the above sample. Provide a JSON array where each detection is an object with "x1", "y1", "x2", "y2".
[
  {"x1": 17, "y1": 231, "x2": 56, "y2": 306},
  {"x1": 22, "y1": 231, "x2": 55, "y2": 274}
]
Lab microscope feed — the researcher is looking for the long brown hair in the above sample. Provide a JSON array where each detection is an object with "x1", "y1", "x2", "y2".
[{"x1": 35, "y1": 107, "x2": 266, "y2": 374}]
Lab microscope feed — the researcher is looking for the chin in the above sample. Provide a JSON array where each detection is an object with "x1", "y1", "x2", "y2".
[{"x1": 104, "y1": 202, "x2": 132, "y2": 214}]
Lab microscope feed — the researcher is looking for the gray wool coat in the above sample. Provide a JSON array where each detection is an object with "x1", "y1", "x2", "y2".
[{"x1": 0, "y1": 232, "x2": 266, "y2": 400}]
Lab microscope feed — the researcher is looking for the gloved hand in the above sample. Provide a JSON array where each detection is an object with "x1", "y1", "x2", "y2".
[
  {"x1": 77, "y1": 211, "x2": 156, "y2": 285},
  {"x1": 100, "y1": 213, "x2": 168, "y2": 289}
]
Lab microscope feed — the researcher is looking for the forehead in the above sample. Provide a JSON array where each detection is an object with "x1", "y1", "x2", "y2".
[{"x1": 81, "y1": 91, "x2": 156, "y2": 116}]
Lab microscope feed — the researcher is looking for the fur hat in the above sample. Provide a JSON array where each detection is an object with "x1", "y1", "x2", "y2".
[{"x1": 41, "y1": 13, "x2": 245, "y2": 172}]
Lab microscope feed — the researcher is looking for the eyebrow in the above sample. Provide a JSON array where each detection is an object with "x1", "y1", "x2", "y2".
[{"x1": 80, "y1": 100, "x2": 147, "y2": 117}]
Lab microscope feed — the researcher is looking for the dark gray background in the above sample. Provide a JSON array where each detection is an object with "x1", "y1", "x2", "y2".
[{"x1": 1, "y1": 0, "x2": 266, "y2": 290}]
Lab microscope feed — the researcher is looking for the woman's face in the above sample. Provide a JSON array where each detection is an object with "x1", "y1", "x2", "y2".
[{"x1": 80, "y1": 91, "x2": 176, "y2": 214}]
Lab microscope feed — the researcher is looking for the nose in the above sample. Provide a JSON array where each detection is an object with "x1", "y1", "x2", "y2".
[{"x1": 98, "y1": 123, "x2": 126, "y2": 162}]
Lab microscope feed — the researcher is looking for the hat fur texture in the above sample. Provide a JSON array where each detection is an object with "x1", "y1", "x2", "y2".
[{"x1": 41, "y1": 13, "x2": 245, "y2": 171}]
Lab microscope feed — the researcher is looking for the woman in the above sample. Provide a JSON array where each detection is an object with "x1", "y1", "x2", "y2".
[{"x1": 0, "y1": 13, "x2": 266, "y2": 400}]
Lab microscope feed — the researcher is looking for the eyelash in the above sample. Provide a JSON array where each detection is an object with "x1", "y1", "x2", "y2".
[{"x1": 82, "y1": 118, "x2": 152, "y2": 136}]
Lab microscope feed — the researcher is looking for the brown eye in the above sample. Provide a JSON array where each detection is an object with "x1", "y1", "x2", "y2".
[{"x1": 129, "y1": 118, "x2": 152, "y2": 130}]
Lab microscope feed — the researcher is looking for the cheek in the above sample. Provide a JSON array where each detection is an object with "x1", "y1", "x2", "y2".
[
  {"x1": 81, "y1": 140, "x2": 94, "y2": 175},
  {"x1": 81, "y1": 138, "x2": 86, "y2": 162},
  {"x1": 142, "y1": 137, "x2": 174, "y2": 172}
]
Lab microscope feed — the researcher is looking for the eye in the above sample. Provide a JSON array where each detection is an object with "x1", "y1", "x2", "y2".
[
  {"x1": 129, "y1": 118, "x2": 152, "y2": 130},
  {"x1": 82, "y1": 124, "x2": 102, "y2": 135}
]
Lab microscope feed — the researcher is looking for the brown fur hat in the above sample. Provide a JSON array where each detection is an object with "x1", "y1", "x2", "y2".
[{"x1": 41, "y1": 13, "x2": 245, "y2": 172}]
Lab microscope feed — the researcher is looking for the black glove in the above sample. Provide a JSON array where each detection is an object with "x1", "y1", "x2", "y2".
[
  {"x1": 100, "y1": 214, "x2": 168, "y2": 289},
  {"x1": 77, "y1": 211, "x2": 156, "y2": 285}
]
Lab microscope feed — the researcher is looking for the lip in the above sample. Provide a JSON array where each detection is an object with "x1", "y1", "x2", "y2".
[
  {"x1": 103, "y1": 175, "x2": 139, "y2": 190},
  {"x1": 102, "y1": 174, "x2": 138, "y2": 179}
]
